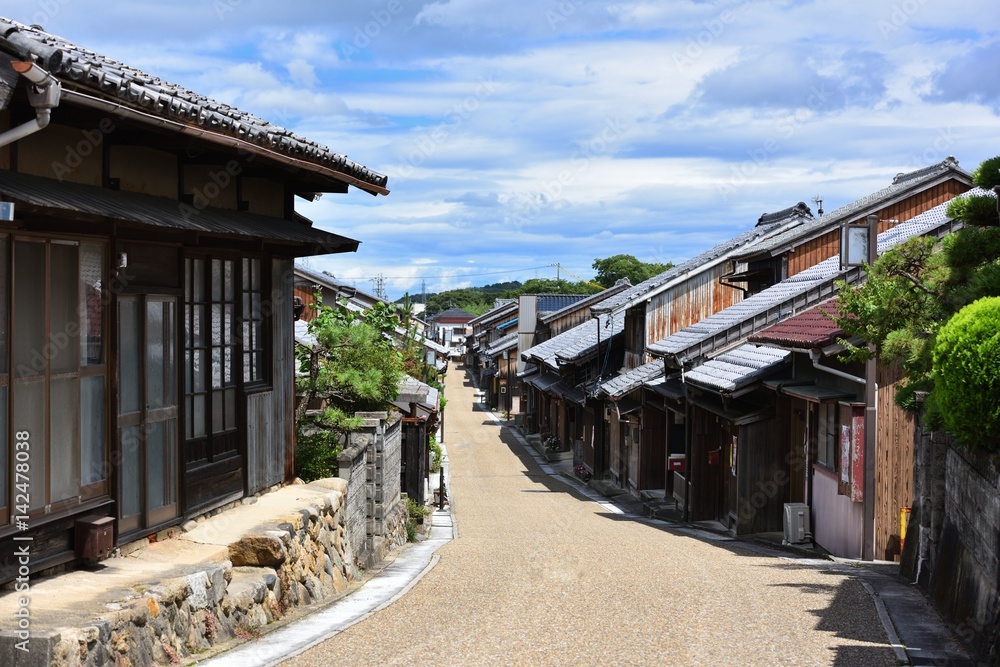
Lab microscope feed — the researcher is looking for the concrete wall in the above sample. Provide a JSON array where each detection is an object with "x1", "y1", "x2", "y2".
[
  {"x1": 903, "y1": 424, "x2": 1000, "y2": 661},
  {"x1": 338, "y1": 412, "x2": 407, "y2": 569}
]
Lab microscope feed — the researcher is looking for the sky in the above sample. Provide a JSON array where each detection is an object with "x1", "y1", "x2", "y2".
[{"x1": 17, "y1": 1, "x2": 1000, "y2": 300}]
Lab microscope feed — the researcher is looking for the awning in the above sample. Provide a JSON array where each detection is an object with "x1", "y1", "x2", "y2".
[
  {"x1": 647, "y1": 377, "x2": 685, "y2": 401},
  {"x1": 764, "y1": 379, "x2": 857, "y2": 403},
  {"x1": 611, "y1": 395, "x2": 642, "y2": 417},
  {"x1": 551, "y1": 379, "x2": 588, "y2": 405},
  {"x1": 0, "y1": 170, "x2": 359, "y2": 256},
  {"x1": 687, "y1": 393, "x2": 773, "y2": 426},
  {"x1": 525, "y1": 373, "x2": 562, "y2": 392}
]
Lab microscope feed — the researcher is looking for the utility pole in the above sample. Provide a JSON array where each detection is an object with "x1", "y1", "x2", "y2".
[{"x1": 371, "y1": 274, "x2": 386, "y2": 300}]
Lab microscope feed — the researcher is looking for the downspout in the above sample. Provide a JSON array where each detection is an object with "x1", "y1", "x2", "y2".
[
  {"x1": 807, "y1": 349, "x2": 866, "y2": 386},
  {"x1": 0, "y1": 61, "x2": 61, "y2": 148}
]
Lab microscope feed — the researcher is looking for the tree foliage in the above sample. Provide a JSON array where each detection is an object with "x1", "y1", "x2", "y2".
[
  {"x1": 592, "y1": 254, "x2": 673, "y2": 288},
  {"x1": 931, "y1": 297, "x2": 1000, "y2": 450},
  {"x1": 835, "y1": 156, "x2": 1000, "y2": 448},
  {"x1": 296, "y1": 298, "x2": 404, "y2": 436}
]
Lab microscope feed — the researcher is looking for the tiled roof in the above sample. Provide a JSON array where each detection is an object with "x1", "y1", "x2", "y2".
[
  {"x1": 591, "y1": 213, "x2": 807, "y2": 315},
  {"x1": 395, "y1": 375, "x2": 439, "y2": 411},
  {"x1": 521, "y1": 312, "x2": 625, "y2": 370},
  {"x1": 646, "y1": 192, "x2": 974, "y2": 365},
  {"x1": 485, "y1": 332, "x2": 518, "y2": 357},
  {"x1": 295, "y1": 264, "x2": 384, "y2": 305},
  {"x1": 536, "y1": 294, "x2": 592, "y2": 315},
  {"x1": 538, "y1": 279, "x2": 631, "y2": 324},
  {"x1": 469, "y1": 300, "x2": 518, "y2": 327},
  {"x1": 684, "y1": 344, "x2": 790, "y2": 393},
  {"x1": 731, "y1": 158, "x2": 971, "y2": 261},
  {"x1": 433, "y1": 308, "x2": 476, "y2": 322},
  {"x1": 599, "y1": 359, "x2": 664, "y2": 399},
  {"x1": 0, "y1": 18, "x2": 388, "y2": 195},
  {"x1": 0, "y1": 171, "x2": 361, "y2": 253},
  {"x1": 748, "y1": 299, "x2": 845, "y2": 349}
]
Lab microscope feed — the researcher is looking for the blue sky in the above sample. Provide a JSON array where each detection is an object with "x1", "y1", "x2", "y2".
[{"x1": 21, "y1": 0, "x2": 1000, "y2": 300}]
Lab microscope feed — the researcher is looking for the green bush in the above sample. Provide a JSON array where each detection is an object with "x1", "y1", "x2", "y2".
[
  {"x1": 973, "y1": 155, "x2": 1000, "y2": 190},
  {"x1": 429, "y1": 434, "x2": 442, "y2": 473},
  {"x1": 295, "y1": 428, "x2": 342, "y2": 482},
  {"x1": 932, "y1": 297, "x2": 1000, "y2": 450},
  {"x1": 947, "y1": 195, "x2": 1000, "y2": 227}
]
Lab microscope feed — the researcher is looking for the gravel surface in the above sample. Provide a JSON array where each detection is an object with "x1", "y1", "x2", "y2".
[{"x1": 284, "y1": 368, "x2": 899, "y2": 667}]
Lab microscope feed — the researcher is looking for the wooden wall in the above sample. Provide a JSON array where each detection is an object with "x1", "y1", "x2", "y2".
[
  {"x1": 736, "y1": 400, "x2": 791, "y2": 535},
  {"x1": 788, "y1": 181, "x2": 970, "y2": 277},
  {"x1": 875, "y1": 363, "x2": 915, "y2": 561},
  {"x1": 647, "y1": 264, "x2": 743, "y2": 350}
]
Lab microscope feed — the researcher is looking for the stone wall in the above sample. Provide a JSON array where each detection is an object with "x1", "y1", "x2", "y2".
[
  {"x1": 2, "y1": 480, "x2": 363, "y2": 667},
  {"x1": 903, "y1": 423, "x2": 1000, "y2": 662}
]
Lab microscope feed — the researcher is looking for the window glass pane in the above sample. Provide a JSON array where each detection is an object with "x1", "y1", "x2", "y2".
[
  {"x1": 212, "y1": 346, "x2": 222, "y2": 388},
  {"x1": 147, "y1": 420, "x2": 174, "y2": 511},
  {"x1": 0, "y1": 386, "x2": 6, "y2": 509},
  {"x1": 211, "y1": 304, "x2": 222, "y2": 346},
  {"x1": 81, "y1": 376, "x2": 106, "y2": 485},
  {"x1": 192, "y1": 259, "x2": 204, "y2": 302},
  {"x1": 224, "y1": 304, "x2": 233, "y2": 345},
  {"x1": 243, "y1": 352, "x2": 252, "y2": 383},
  {"x1": 225, "y1": 387, "x2": 236, "y2": 431},
  {"x1": 14, "y1": 379, "x2": 46, "y2": 510},
  {"x1": 224, "y1": 346, "x2": 233, "y2": 385},
  {"x1": 0, "y1": 235, "x2": 8, "y2": 375},
  {"x1": 242, "y1": 258, "x2": 250, "y2": 291},
  {"x1": 184, "y1": 258, "x2": 192, "y2": 301},
  {"x1": 147, "y1": 300, "x2": 165, "y2": 410},
  {"x1": 80, "y1": 243, "x2": 104, "y2": 366},
  {"x1": 120, "y1": 425, "x2": 141, "y2": 519},
  {"x1": 50, "y1": 377, "x2": 80, "y2": 503},
  {"x1": 212, "y1": 391, "x2": 223, "y2": 433},
  {"x1": 119, "y1": 298, "x2": 140, "y2": 414},
  {"x1": 13, "y1": 241, "x2": 45, "y2": 378},
  {"x1": 224, "y1": 260, "x2": 234, "y2": 301},
  {"x1": 211, "y1": 259, "x2": 222, "y2": 301},
  {"x1": 50, "y1": 243, "x2": 79, "y2": 374},
  {"x1": 194, "y1": 305, "x2": 206, "y2": 347},
  {"x1": 193, "y1": 349, "x2": 206, "y2": 392},
  {"x1": 251, "y1": 258, "x2": 261, "y2": 290},
  {"x1": 193, "y1": 394, "x2": 206, "y2": 438}
]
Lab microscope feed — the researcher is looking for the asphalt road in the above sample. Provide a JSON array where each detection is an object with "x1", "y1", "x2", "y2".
[{"x1": 283, "y1": 367, "x2": 899, "y2": 667}]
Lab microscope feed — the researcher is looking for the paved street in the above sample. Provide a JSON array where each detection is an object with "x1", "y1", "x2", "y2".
[{"x1": 284, "y1": 367, "x2": 900, "y2": 666}]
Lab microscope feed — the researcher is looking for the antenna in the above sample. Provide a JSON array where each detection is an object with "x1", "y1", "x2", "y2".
[{"x1": 813, "y1": 195, "x2": 824, "y2": 216}]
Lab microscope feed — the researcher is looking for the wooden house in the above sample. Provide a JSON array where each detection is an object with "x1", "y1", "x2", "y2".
[
  {"x1": 0, "y1": 20, "x2": 388, "y2": 582},
  {"x1": 595, "y1": 160, "x2": 973, "y2": 503},
  {"x1": 643, "y1": 199, "x2": 966, "y2": 557}
]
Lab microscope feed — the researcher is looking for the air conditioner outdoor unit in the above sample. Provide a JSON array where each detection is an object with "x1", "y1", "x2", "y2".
[{"x1": 783, "y1": 503, "x2": 811, "y2": 545}]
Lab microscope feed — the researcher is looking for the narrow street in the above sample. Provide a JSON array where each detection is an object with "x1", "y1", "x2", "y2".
[{"x1": 284, "y1": 367, "x2": 900, "y2": 666}]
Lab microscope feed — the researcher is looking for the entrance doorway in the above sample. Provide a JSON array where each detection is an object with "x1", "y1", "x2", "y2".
[{"x1": 117, "y1": 295, "x2": 179, "y2": 536}]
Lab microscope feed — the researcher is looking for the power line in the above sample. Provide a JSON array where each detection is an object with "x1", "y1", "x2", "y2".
[{"x1": 356, "y1": 265, "x2": 555, "y2": 282}]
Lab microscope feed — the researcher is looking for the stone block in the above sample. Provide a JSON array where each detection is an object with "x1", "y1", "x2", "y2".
[{"x1": 229, "y1": 535, "x2": 288, "y2": 567}]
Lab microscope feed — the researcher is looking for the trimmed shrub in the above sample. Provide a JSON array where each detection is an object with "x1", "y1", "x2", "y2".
[
  {"x1": 932, "y1": 297, "x2": 1000, "y2": 450},
  {"x1": 295, "y1": 427, "x2": 342, "y2": 482},
  {"x1": 972, "y1": 155, "x2": 1000, "y2": 190},
  {"x1": 947, "y1": 195, "x2": 1000, "y2": 227}
]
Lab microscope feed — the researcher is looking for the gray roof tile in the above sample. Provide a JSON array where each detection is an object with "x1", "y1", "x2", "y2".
[
  {"x1": 646, "y1": 193, "x2": 975, "y2": 365},
  {"x1": 0, "y1": 18, "x2": 388, "y2": 195},
  {"x1": 521, "y1": 312, "x2": 625, "y2": 370},
  {"x1": 685, "y1": 344, "x2": 790, "y2": 393},
  {"x1": 731, "y1": 158, "x2": 971, "y2": 261}
]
